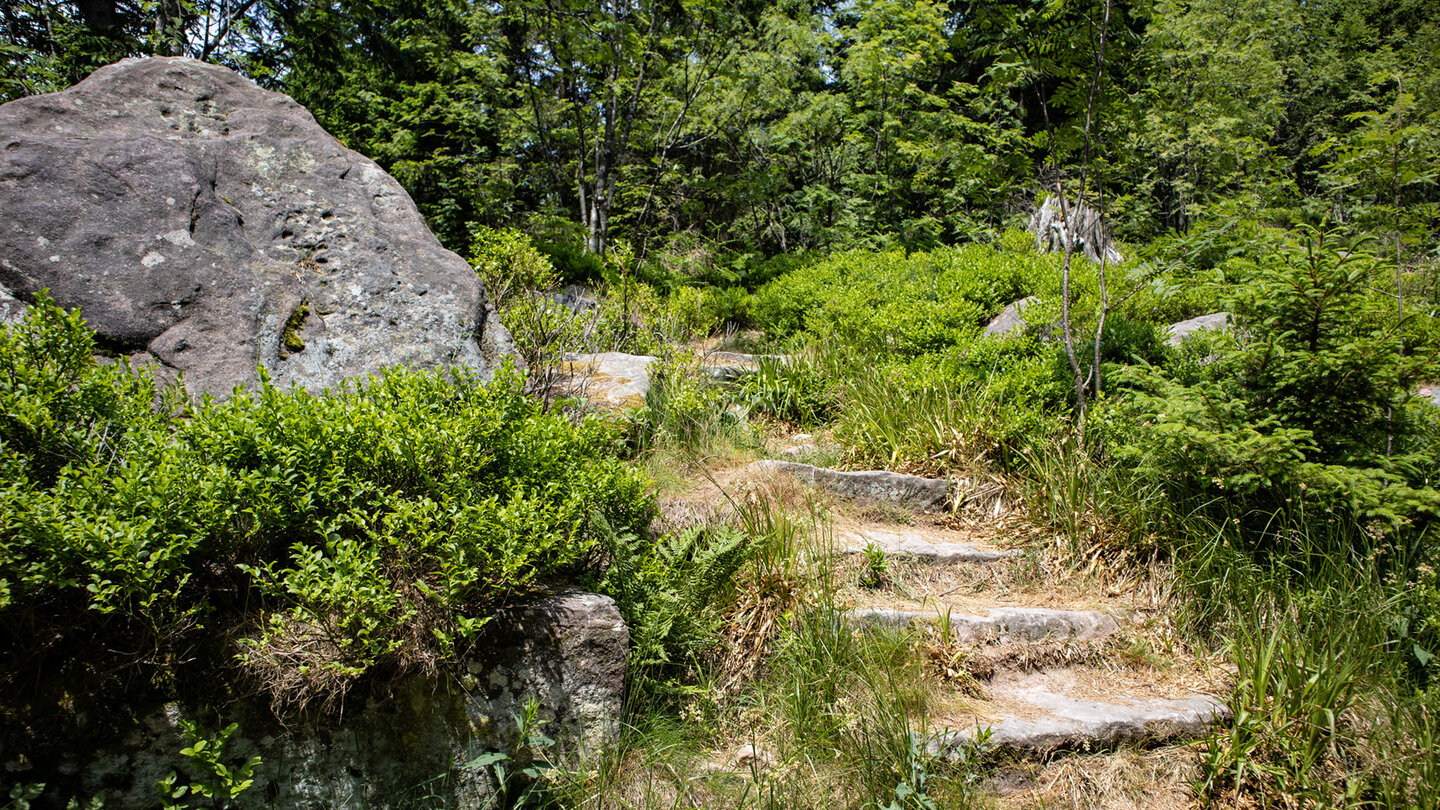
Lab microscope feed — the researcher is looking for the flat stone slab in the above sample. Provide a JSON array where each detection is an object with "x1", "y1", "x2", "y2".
[
  {"x1": 750, "y1": 460, "x2": 950, "y2": 512},
  {"x1": 931, "y1": 669, "x2": 1226, "y2": 757},
  {"x1": 1166, "y1": 312, "x2": 1231, "y2": 347},
  {"x1": 560, "y1": 352, "x2": 656, "y2": 410},
  {"x1": 846, "y1": 606, "x2": 1120, "y2": 643},
  {"x1": 702, "y1": 364, "x2": 752, "y2": 381},
  {"x1": 707, "y1": 351, "x2": 790, "y2": 367},
  {"x1": 838, "y1": 526, "x2": 1017, "y2": 563}
]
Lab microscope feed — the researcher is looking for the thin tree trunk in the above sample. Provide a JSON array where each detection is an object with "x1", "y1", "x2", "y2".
[
  {"x1": 1055, "y1": 185, "x2": 1088, "y2": 426},
  {"x1": 1388, "y1": 75, "x2": 1405, "y2": 457},
  {"x1": 1087, "y1": 0, "x2": 1112, "y2": 402}
]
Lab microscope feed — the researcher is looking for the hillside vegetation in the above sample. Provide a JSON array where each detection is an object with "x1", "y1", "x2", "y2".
[{"x1": 4, "y1": 0, "x2": 1440, "y2": 807}]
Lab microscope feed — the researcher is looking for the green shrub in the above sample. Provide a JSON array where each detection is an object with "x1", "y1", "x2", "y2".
[
  {"x1": 701, "y1": 286, "x2": 753, "y2": 330},
  {"x1": 535, "y1": 239, "x2": 605, "y2": 286},
  {"x1": 470, "y1": 225, "x2": 558, "y2": 310},
  {"x1": 632, "y1": 284, "x2": 720, "y2": 348},
  {"x1": 0, "y1": 298, "x2": 653, "y2": 711},
  {"x1": 1116, "y1": 228, "x2": 1440, "y2": 536}
]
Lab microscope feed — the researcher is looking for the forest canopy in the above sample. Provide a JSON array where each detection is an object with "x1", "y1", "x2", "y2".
[{"x1": 4, "y1": 0, "x2": 1436, "y2": 264}]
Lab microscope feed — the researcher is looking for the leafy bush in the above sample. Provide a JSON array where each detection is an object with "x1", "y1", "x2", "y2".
[
  {"x1": 0, "y1": 298, "x2": 652, "y2": 711},
  {"x1": 626, "y1": 355, "x2": 740, "y2": 456},
  {"x1": 470, "y1": 225, "x2": 558, "y2": 310},
  {"x1": 534, "y1": 239, "x2": 605, "y2": 287},
  {"x1": 701, "y1": 286, "x2": 753, "y2": 330},
  {"x1": 751, "y1": 246, "x2": 1035, "y2": 355},
  {"x1": 631, "y1": 284, "x2": 720, "y2": 349}
]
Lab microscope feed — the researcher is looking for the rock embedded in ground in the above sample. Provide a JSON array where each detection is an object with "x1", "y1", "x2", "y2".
[
  {"x1": 732, "y1": 743, "x2": 777, "y2": 771},
  {"x1": 560, "y1": 351, "x2": 657, "y2": 410},
  {"x1": 984, "y1": 297, "x2": 1038, "y2": 337},
  {"x1": 708, "y1": 351, "x2": 790, "y2": 366},
  {"x1": 703, "y1": 364, "x2": 751, "y2": 381},
  {"x1": 838, "y1": 525, "x2": 1018, "y2": 563},
  {"x1": 26, "y1": 592, "x2": 627, "y2": 809},
  {"x1": 1416, "y1": 384, "x2": 1440, "y2": 408},
  {"x1": 0, "y1": 57, "x2": 515, "y2": 397},
  {"x1": 700, "y1": 351, "x2": 793, "y2": 381},
  {"x1": 931, "y1": 668, "x2": 1227, "y2": 757},
  {"x1": 548, "y1": 284, "x2": 599, "y2": 313},
  {"x1": 846, "y1": 606, "x2": 1120, "y2": 643},
  {"x1": 750, "y1": 460, "x2": 951, "y2": 512},
  {"x1": 1165, "y1": 312, "x2": 1232, "y2": 347}
]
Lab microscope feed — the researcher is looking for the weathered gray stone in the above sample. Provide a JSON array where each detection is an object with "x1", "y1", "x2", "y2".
[
  {"x1": 708, "y1": 351, "x2": 789, "y2": 366},
  {"x1": 984, "y1": 297, "x2": 1038, "y2": 337},
  {"x1": 750, "y1": 460, "x2": 951, "y2": 512},
  {"x1": 0, "y1": 282, "x2": 24, "y2": 325},
  {"x1": 845, "y1": 606, "x2": 1120, "y2": 643},
  {"x1": 698, "y1": 352, "x2": 793, "y2": 380},
  {"x1": 1416, "y1": 384, "x2": 1440, "y2": 408},
  {"x1": 931, "y1": 670, "x2": 1226, "y2": 757},
  {"x1": 838, "y1": 526, "x2": 1018, "y2": 563},
  {"x1": 9, "y1": 592, "x2": 626, "y2": 809},
  {"x1": 548, "y1": 284, "x2": 598, "y2": 313},
  {"x1": 560, "y1": 351, "x2": 656, "y2": 410},
  {"x1": 703, "y1": 364, "x2": 751, "y2": 381},
  {"x1": 0, "y1": 57, "x2": 514, "y2": 397},
  {"x1": 1166, "y1": 312, "x2": 1232, "y2": 347}
]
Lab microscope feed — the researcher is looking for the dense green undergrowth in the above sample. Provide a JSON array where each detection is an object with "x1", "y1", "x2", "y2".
[
  {"x1": 705, "y1": 221, "x2": 1440, "y2": 805},
  {"x1": 7, "y1": 212, "x2": 1440, "y2": 806},
  {"x1": 0, "y1": 297, "x2": 652, "y2": 713}
]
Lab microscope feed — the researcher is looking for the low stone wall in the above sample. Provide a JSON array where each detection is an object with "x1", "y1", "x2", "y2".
[{"x1": 4, "y1": 593, "x2": 626, "y2": 809}]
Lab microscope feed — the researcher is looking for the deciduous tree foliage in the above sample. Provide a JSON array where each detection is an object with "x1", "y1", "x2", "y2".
[{"x1": 3, "y1": 0, "x2": 1437, "y2": 260}]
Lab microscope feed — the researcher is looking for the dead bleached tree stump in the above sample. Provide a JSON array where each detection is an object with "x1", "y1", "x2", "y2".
[{"x1": 1028, "y1": 194, "x2": 1124, "y2": 264}]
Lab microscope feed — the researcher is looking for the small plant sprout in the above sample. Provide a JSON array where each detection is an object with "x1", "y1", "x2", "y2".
[{"x1": 859, "y1": 542, "x2": 889, "y2": 589}]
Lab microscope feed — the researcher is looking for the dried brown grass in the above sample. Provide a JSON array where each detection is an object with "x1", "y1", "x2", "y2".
[{"x1": 994, "y1": 746, "x2": 1200, "y2": 810}]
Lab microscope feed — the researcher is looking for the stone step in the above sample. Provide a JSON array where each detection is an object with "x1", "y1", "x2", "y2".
[
  {"x1": 707, "y1": 351, "x2": 792, "y2": 367},
  {"x1": 845, "y1": 606, "x2": 1121, "y2": 644},
  {"x1": 838, "y1": 525, "x2": 1018, "y2": 564},
  {"x1": 928, "y1": 668, "x2": 1227, "y2": 758},
  {"x1": 703, "y1": 364, "x2": 752, "y2": 381},
  {"x1": 749, "y1": 460, "x2": 950, "y2": 513}
]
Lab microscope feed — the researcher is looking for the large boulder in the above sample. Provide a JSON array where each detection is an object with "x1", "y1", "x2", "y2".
[
  {"x1": 8, "y1": 592, "x2": 627, "y2": 809},
  {"x1": 0, "y1": 57, "x2": 514, "y2": 396}
]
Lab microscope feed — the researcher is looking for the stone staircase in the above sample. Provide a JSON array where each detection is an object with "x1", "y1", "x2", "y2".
[{"x1": 754, "y1": 460, "x2": 1229, "y2": 769}]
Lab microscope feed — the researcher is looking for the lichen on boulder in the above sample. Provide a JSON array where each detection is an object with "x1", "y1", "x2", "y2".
[{"x1": 0, "y1": 57, "x2": 516, "y2": 397}]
